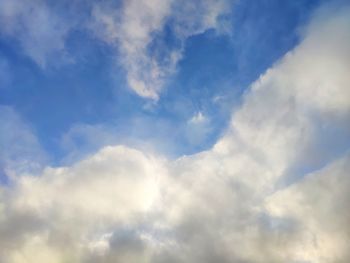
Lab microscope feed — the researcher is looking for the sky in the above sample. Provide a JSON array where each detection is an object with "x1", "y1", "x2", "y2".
[{"x1": 0, "y1": 0, "x2": 349, "y2": 262}]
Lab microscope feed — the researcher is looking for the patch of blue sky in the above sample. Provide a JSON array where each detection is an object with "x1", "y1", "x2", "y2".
[{"x1": 0, "y1": 0, "x2": 326, "y2": 166}]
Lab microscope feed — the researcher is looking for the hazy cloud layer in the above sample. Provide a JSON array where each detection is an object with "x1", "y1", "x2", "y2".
[{"x1": 0, "y1": 3, "x2": 349, "y2": 263}]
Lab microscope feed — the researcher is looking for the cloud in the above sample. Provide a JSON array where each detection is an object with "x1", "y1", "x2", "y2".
[
  {"x1": 188, "y1": 112, "x2": 207, "y2": 124},
  {"x1": 91, "y1": 0, "x2": 232, "y2": 99},
  {"x1": 0, "y1": 3, "x2": 349, "y2": 263},
  {"x1": 0, "y1": 0, "x2": 231, "y2": 96},
  {"x1": 0, "y1": 0, "x2": 73, "y2": 67},
  {"x1": 0, "y1": 146, "x2": 165, "y2": 262},
  {"x1": 265, "y1": 155, "x2": 350, "y2": 263}
]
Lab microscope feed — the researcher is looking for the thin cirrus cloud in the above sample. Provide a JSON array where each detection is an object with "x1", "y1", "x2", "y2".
[{"x1": 0, "y1": 4, "x2": 349, "y2": 263}]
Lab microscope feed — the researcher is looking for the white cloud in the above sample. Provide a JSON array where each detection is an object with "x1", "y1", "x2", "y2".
[
  {"x1": 0, "y1": 145, "x2": 165, "y2": 262},
  {"x1": 0, "y1": 0, "x2": 73, "y2": 67},
  {"x1": 0, "y1": 3, "x2": 349, "y2": 263},
  {"x1": 91, "y1": 0, "x2": 174, "y2": 99},
  {"x1": 0, "y1": 0, "x2": 231, "y2": 96},
  {"x1": 188, "y1": 112, "x2": 207, "y2": 124},
  {"x1": 91, "y1": 0, "x2": 232, "y2": 99},
  {"x1": 264, "y1": 155, "x2": 350, "y2": 263}
]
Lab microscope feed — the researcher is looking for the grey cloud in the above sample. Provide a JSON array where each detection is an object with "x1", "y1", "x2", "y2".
[{"x1": 265, "y1": 154, "x2": 350, "y2": 262}]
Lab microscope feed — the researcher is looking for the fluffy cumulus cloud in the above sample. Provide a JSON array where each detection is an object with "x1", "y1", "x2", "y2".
[{"x1": 0, "y1": 4, "x2": 350, "y2": 263}]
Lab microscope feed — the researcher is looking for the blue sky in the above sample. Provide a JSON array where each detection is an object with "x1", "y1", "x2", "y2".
[
  {"x1": 0, "y1": 0, "x2": 349, "y2": 262},
  {"x1": 1, "y1": 0, "x2": 324, "y2": 164}
]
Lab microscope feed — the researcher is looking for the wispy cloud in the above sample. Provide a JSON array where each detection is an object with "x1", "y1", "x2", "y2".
[
  {"x1": 91, "y1": 0, "x2": 232, "y2": 99},
  {"x1": 0, "y1": 0, "x2": 231, "y2": 97},
  {"x1": 0, "y1": 0, "x2": 73, "y2": 67}
]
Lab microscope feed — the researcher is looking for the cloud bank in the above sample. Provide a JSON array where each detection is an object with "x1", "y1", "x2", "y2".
[{"x1": 0, "y1": 3, "x2": 350, "y2": 263}]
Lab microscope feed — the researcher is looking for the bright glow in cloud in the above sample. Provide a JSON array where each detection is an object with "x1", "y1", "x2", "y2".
[{"x1": 0, "y1": 3, "x2": 349, "y2": 263}]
